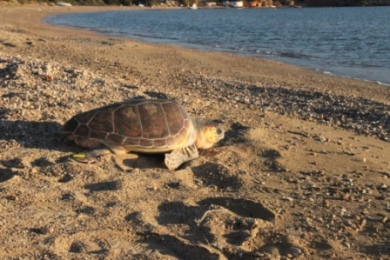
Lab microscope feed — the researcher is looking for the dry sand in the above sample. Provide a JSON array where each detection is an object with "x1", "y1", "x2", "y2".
[{"x1": 1, "y1": 5, "x2": 390, "y2": 259}]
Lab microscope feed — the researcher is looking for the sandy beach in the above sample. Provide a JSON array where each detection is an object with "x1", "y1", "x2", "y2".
[{"x1": 1, "y1": 4, "x2": 390, "y2": 259}]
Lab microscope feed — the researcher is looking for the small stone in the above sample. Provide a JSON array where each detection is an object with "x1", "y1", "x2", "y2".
[
  {"x1": 342, "y1": 194, "x2": 354, "y2": 201},
  {"x1": 323, "y1": 199, "x2": 330, "y2": 208},
  {"x1": 343, "y1": 241, "x2": 351, "y2": 248},
  {"x1": 358, "y1": 219, "x2": 367, "y2": 230},
  {"x1": 340, "y1": 207, "x2": 346, "y2": 217},
  {"x1": 282, "y1": 196, "x2": 294, "y2": 202},
  {"x1": 6, "y1": 194, "x2": 17, "y2": 201}
]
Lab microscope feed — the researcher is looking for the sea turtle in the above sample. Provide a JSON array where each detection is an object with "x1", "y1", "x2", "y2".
[{"x1": 62, "y1": 99, "x2": 224, "y2": 170}]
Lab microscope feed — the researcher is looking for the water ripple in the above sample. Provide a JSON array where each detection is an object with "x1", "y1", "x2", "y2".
[{"x1": 45, "y1": 7, "x2": 390, "y2": 85}]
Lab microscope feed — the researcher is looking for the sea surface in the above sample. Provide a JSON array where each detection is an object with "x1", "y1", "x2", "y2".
[{"x1": 45, "y1": 7, "x2": 390, "y2": 85}]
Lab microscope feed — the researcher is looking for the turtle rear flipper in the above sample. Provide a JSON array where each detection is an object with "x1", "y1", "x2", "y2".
[{"x1": 165, "y1": 144, "x2": 199, "y2": 171}]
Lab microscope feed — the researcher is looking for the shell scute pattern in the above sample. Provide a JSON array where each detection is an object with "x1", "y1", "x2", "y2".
[
  {"x1": 166, "y1": 136, "x2": 176, "y2": 147},
  {"x1": 138, "y1": 102, "x2": 169, "y2": 139},
  {"x1": 88, "y1": 110, "x2": 114, "y2": 133},
  {"x1": 74, "y1": 110, "x2": 97, "y2": 124},
  {"x1": 153, "y1": 139, "x2": 167, "y2": 147},
  {"x1": 140, "y1": 138, "x2": 154, "y2": 147},
  {"x1": 75, "y1": 124, "x2": 90, "y2": 137},
  {"x1": 62, "y1": 117, "x2": 79, "y2": 133},
  {"x1": 107, "y1": 133, "x2": 125, "y2": 144},
  {"x1": 89, "y1": 130, "x2": 107, "y2": 140},
  {"x1": 63, "y1": 100, "x2": 192, "y2": 149},
  {"x1": 114, "y1": 105, "x2": 141, "y2": 138},
  {"x1": 123, "y1": 138, "x2": 140, "y2": 146},
  {"x1": 163, "y1": 102, "x2": 186, "y2": 135}
]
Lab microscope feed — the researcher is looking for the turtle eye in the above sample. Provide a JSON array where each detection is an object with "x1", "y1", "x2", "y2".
[{"x1": 216, "y1": 128, "x2": 223, "y2": 135}]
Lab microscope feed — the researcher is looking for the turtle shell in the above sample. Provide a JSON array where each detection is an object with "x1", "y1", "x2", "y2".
[{"x1": 62, "y1": 99, "x2": 194, "y2": 152}]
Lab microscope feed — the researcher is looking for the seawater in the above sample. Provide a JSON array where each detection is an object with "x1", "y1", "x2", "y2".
[{"x1": 45, "y1": 7, "x2": 390, "y2": 86}]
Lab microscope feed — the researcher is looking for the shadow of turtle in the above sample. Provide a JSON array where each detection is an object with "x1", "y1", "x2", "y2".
[
  {"x1": 122, "y1": 153, "x2": 166, "y2": 170},
  {"x1": 0, "y1": 119, "x2": 73, "y2": 152},
  {"x1": 219, "y1": 122, "x2": 250, "y2": 147}
]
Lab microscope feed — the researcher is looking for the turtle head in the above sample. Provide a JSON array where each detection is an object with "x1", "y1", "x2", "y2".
[{"x1": 195, "y1": 122, "x2": 225, "y2": 149}]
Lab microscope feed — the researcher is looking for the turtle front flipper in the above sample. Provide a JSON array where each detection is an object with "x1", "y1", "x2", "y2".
[
  {"x1": 71, "y1": 149, "x2": 111, "y2": 163},
  {"x1": 165, "y1": 144, "x2": 199, "y2": 171}
]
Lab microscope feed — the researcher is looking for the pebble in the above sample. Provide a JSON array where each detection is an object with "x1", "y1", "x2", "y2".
[
  {"x1": 0, "y1": 51, "x2": 389, "y2": 259},
  {"x1": 343, "y1": 241, "x2": 351, "y2": 248},
  {"x1": 340, "y1": 207, "x2": 347, "y2": 217},
  {"x1": 282, "y1": 196, "x2": 294, "y2": 202},
  {"x1": 382, "y1": 171, "x2": 390, "y2": 178},
  {"x1": 323, "y1": 199, "x2": 330, "y2": 208},
  {"x1": 1, "y1": 53, "x2": 388, "y2": 145}
]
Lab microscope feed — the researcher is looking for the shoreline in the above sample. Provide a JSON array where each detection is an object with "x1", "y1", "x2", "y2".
[
  {"x1": 43, "y1": 6, "x2": 390, "y2": 87},
  {"x1": 1, "y1": 5, "x2": 390, "y2": 259},
  {"x1": 2, "y1": 5, "x2": 390, "y2": 100}
]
